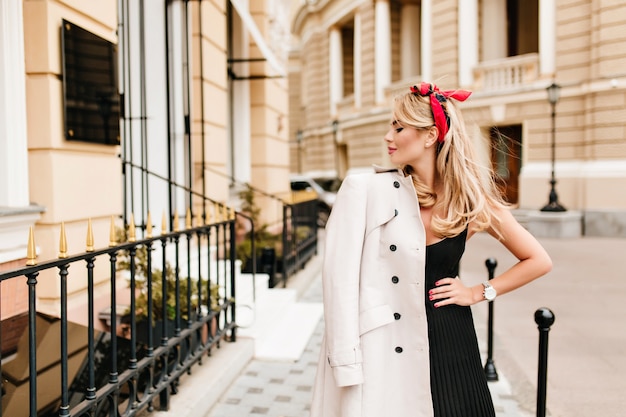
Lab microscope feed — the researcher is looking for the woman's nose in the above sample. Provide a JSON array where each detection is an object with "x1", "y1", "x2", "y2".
[{"x1": 383, "y1": 129, "x2": 393, "y2": 142}]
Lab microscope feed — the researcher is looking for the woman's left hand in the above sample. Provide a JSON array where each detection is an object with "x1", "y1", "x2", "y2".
[{"x1": 428, "y1": 277, "x2": 481, "y2": 307}]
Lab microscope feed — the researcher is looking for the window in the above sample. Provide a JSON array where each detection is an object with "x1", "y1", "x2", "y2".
[
  {"x1": 506, "y1": 0, "x2": 538, "y2": 57},
  {"x1": 341, "y1": 20, "x2": 354, "y2": 97},
  {"x1": 61, "y1": 20, "x2": 120, "y2": 145},
  {"x1": 480, "y1": 0, "x2": 538, "y2": 61}
]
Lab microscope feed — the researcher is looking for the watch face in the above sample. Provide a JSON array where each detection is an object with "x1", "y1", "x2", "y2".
[{"x1": 484, "y1": 286, "x2": 496, "y2": 300}]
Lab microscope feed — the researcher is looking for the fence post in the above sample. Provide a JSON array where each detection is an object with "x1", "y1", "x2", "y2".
[
  {"x1": 535, "y1": 307, "x2": 555, "y2": 417},
  {"x1": 484, "y1": 258, "x2": 498, "y2": 381},
  {"x1": 260, "y1": 247, "x2": 277, "y2": 288}
]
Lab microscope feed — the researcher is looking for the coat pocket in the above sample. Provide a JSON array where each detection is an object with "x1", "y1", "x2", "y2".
[{"x1": 359, "y1": 304, "x2": 394, "y2": 335}]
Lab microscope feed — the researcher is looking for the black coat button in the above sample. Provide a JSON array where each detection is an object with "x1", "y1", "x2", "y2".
[
  {"x1": 390, "y1": 244, "x2": 397, "y2": 251},
  {"x1": 393, "y1": 181, "x2": 400, "y2": 188},
  {"x1": 395, "y1": 346, "x2": 403, "y2": 353},
  {"x1": 394, "y1": 313, "x2": 401, "y2": 320},
  {"x1": 391, "y1": 276, "x2": 399, "y2": 284},
  {"x1": 394, "y1": 209, "x2": 398, "y2": 216}
]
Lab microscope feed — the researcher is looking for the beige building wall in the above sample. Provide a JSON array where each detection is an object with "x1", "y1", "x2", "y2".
[
  {"x1": 290, "y1": 0, "x2": 626, "y2": 236},
  {"x1": 465, "y1": 0, "x2": 626, "y2": 219},
  {"x1": 5, "y1": 0, "x2": 289, "y2": 320},
  {"x1": 191, "y1": 1, "x2": 230, "y2": 218},
  {"x1": 22, "y1": 1, "x2": 121, "y2": 311}
]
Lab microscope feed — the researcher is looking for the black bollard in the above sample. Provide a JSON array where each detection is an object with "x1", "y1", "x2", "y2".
[
  {"x1": 535, "y1": 307, "x2": 555, "y2": 417},
  {"x1": 484, "y1": 258, "x2": 499, "y2": 381}
]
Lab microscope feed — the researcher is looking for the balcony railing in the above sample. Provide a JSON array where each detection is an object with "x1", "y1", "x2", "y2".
[{"x1": 473, "y1": 53, "x2": 540, "y2": 92}]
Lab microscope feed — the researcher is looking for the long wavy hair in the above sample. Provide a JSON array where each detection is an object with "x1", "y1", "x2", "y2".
[{"x1": 392, "y1": 89, "x2": 509, "y2": 239}]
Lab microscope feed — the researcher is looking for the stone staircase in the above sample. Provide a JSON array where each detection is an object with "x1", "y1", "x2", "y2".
[{"x1": 235, "y1": 258, "x2": 323, "y2": 361}]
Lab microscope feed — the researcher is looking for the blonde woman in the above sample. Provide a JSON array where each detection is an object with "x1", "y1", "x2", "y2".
[{"x1": 310, "y1": 82, "x2": 552, "y2": 417}]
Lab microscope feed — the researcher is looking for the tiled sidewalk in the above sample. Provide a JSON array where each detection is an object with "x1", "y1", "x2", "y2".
[
  {"x1": 205, "y1": 273, "x2": 323, "y2": 417},
  {"x1": 205, "y1": 272, "x2": 530, "y2": 417}
]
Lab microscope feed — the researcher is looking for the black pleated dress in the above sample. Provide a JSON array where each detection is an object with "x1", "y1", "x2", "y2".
[{"x1": 425, "y1": 228, "x2": 496, "y2": 417}]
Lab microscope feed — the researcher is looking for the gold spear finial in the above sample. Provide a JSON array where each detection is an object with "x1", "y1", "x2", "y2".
[
  {"x1": 59, "y1": 222, "x2": 68, "y2": 259},
  {"x1": 173, "y1": 211, "x2": 180, "y2": 232},
  {"x1": 128, "y1": 214, "x2": 136, "y2": 242},
  {"x1": 186, "y1": 208, "x2": 192, "y2": 229},
  {"x1": 26, "y1": 227, "x2": 37, "y2": 266},
  {"x1": 146, "y1": 211, "x2": 153, "y2": 238},
  {"x1": 161, "y1": 212, "x2": 167, "y2": 235},
  {"x1": 109, "y1": 216, "x2": 117, "y2": 247},
  {"x1": 86, "y1": 218, "x2": 94, "y2": 252}
]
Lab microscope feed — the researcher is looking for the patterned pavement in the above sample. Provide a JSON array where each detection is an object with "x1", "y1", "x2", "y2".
[{"x1": 204, "y1": 268, "x2": 531, "y2": 417}]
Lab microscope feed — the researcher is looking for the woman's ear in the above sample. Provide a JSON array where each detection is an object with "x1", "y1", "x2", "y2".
[{"x1": 425, "y1": 126, "x2": 439, "y2": 148}]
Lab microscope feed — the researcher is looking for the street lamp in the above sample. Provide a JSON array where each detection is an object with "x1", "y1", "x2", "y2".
[{"x1": 541, "y1": 82, "x2": 566, "y2": 212}]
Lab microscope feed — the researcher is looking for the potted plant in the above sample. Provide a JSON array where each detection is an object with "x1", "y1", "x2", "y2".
[{"x1": 115, "y1": 227, "x2": 220, "y2": 345}]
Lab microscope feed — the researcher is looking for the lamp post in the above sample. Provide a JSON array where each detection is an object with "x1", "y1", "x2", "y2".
[
  {"x1": 296, "y1": 129, "x2": 303, "y2": 173},
  {"x1": 541, "y1": 82, "x2": 566, "y2": 212}
]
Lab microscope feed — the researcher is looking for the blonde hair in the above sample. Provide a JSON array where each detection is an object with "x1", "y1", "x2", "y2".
[{"x1": 393, "y1": 90, "x2": 509, "y2": 239}]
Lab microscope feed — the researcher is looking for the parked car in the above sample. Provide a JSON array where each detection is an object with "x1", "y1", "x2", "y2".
[{"x1": 290, "y1": 175, "x2": 342, "y2": 227}]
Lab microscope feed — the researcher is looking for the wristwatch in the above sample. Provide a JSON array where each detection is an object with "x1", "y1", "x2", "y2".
[{"x1": 482, "y1": 281, "x2": 497, "y2": 301}]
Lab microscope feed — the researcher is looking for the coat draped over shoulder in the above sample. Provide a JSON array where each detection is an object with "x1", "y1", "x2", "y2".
[{"x1": 310, "y1": 168, "x2": 434, "y2": 417}]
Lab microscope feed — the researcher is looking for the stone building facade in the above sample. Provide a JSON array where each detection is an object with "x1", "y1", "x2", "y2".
[
  {"x1": 0, "y1": 0, "x2": 289, "y2": 323},
  {"x1": 289, "y1": 0, "x2": 626, "y2": 236}
]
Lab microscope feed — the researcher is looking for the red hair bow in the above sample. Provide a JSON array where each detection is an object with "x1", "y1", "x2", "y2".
[{"x1": 410, "y1": 82, "x2": 472, "y2": 142}]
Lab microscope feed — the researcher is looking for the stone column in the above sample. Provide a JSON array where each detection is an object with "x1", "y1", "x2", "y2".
[
  {"x1": 0, "y1": 0, "x2": 30, "y2": 207},
  {"x1": 458, "y1": 0, "x2": 478, "y2": 87},
  {"x1": 539, "y1": 0, "x2": 556, "y2": 76},
  {"x1": 420, "y1": 0, "x2": 432, "y2": 81},
  {"x1": 374, "y1": 0, "x2": 391, "y2": 104}
]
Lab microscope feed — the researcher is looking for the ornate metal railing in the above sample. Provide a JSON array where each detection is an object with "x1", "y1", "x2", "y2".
[{"x1": 0, "y1": 210, "x2": 238, "y2": 417}]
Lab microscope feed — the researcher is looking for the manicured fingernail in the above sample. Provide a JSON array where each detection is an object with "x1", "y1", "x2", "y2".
[{"x1": 429, "y1": 295, "x2": 433, "y2": 300}]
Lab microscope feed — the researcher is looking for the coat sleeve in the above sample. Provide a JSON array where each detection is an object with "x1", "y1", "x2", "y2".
[{"x1": 322, "y1": 174, "x2": 368, "y2": 387}]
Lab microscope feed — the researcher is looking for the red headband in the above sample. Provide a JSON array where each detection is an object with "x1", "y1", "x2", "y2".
[{"x1": 409, "y1": 82, "x2": 472, "y2": 142}]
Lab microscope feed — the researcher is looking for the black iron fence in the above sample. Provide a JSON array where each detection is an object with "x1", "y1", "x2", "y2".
[
  {"x1": 279, "y1": 198, "x2": 319, "y2": 287},
  {"x1": 0, "y1": 178, "x2": 321, "y2": 417},
  {"x1": 0, "y1": 214, "x2": 238, "y2": 417},
  {"x1": 237, "y1": 184, "x2": 320, "y2": 289}
]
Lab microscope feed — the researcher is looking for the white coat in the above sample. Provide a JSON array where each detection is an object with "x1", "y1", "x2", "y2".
[{"x1": 310, "y1": 167, "x2": 435, "y2": 417}]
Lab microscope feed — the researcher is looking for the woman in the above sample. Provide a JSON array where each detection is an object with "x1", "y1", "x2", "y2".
[{"x1": 310, "y1": 82, "x2": 552, "y2": 417}]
